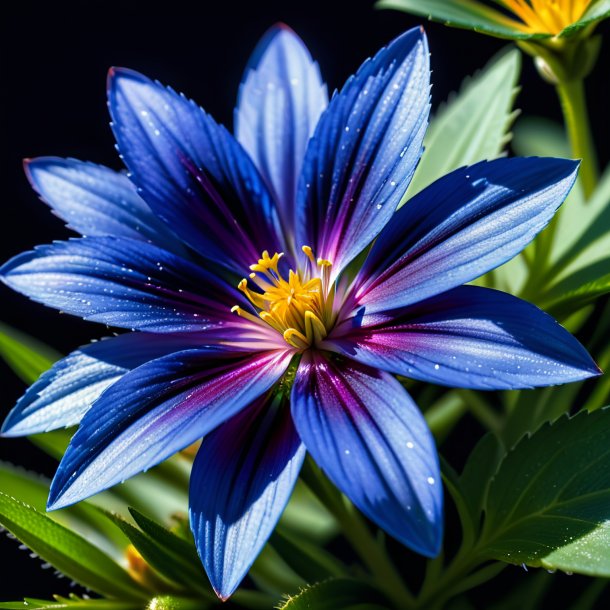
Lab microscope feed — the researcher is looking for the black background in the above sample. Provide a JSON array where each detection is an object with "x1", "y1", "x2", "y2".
[{"x1": 1, "y1": 0, "x2": 609, "y2": 605}]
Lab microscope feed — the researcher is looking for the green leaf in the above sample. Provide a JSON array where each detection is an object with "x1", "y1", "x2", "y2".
[
  {"x1": 404, "y1": 48, "x2": 520, "y2": 201},
  {"x1": 544, "y1": 269, "x2": 610, "y2": 318},
  {"x1": 278, "y1": 578, "x2": 389, "y2": 610},
  {"x1": 0, "y1": 493, "x2": 145, "y2": 600},
  {"x1": 0, "y1": 597, "x2": 142, "y2": 609},
  {"x1": 480, "y1": 408, "x2": 610, "y2": 576},
  {"x1": 280, "y1": 480, "x2": 338, "y2": 542},
  {"x1": 0, "y1": 462, "x2": 127, "y2": 559},
  {"x1": 109, "y1": 512, "x2": 210, "y2": 598},
  {"x1": 0, "y1": 322, "x2": 60, "y2": 384},
  {"x1": 459, "y1": 433, "x2": 504, "y2": 528},
  {"x1": 250, "y1": 543, "x2": 306, "y2": 596},
  {"x1": 561, "y1": 0, "x2": 610, "y2": 36},
  {"x1": 511, "y1": 116, "x2": 570, "y2": 158},
  {"x1": 376, "y1": 0, "x2": 544, "y2": 39},
  {"x1": 270, "y1": 528, "x2": 346, "y2": 584},
  {"x1": 546, "y1": 165, "x2": 610, "y2": 283}
]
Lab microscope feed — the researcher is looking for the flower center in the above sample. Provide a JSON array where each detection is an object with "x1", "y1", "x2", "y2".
[
  {"x1": 232, "y1": 247, "x2": 335, "y2": 349},
  {"x1": 502, "y1": 0, "x2": 592, "y2": 34}
]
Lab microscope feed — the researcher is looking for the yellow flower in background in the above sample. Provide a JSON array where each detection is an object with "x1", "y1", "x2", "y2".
[
  {"x1": 378, "y1": 0, "x2": 610, "y2": 39},
  {"x1": 503, "y1": 0, "x2": 593, "y2": 35}
]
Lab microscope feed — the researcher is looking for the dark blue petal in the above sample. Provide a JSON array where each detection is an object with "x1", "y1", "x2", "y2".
[
  {"x1": 355, "y1": 158, "x2": 579, "y2": 313},
  {"x1": 295, "y1": 27, "x2": 430, "y2": 281},
  {"x1": 330, "y1": 286, "x2": 600, "y2": 390},
  {"x1": 1, "y1": 236, "x2": 240, "y2": 333},
  {"x1": 190, "y1": 393, "x2": 305, "y2": 600},
  {"x1": 108, "y1": 68, "x2": 284, "y2": 274},
  {"x1": 291, "y1": 351, "x2": 442, "y2": 556},
  {"x1": 236, "y1": 24, "x2": 328, "y2": 241},
  {"x1": 25, "y1": 157, "x2": 186, "y2": 255},
  {"x1": 48, "y1": 348, "x2": 293, "y2": 510},
  {"x1": 1, "y1": 332, "x2": 209, "y2": 437}
]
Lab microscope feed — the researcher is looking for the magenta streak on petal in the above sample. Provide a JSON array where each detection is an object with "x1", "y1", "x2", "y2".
[{"x1": 48, "y1": 348, "x2": 294, "y2": 510}]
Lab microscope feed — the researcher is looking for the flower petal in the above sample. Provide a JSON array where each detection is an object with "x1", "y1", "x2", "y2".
[
  {"x1": 108, "y1": 68, "x2": 284, "y2": 273},
  {"x1": 355, "y1": 158, "x2": 579, "y2": 313},
  {"x1": 1, "y1": 332, "x2": 211, "y2": 437},
  {"x1": 190, "y1": 393, "x2": 305, "y2": 600},
  {"x1": 295, "y1": 27, "x2": 429, "y2": 280},
  {"x1": 25, "y1": 157, "x2": 186, "y2": 255},
  {"x1": 48, "y1": 348, "x2": 293, "y2": 510},
  {"x1": 235, "y1": 24, "x2": 328, "y2": 241},
  {"x1": 1, "y1": 236, "x2": 240, "y2": 333},
  {"x1": 291, "y1": 351, "x2": 442, "y2": 556},
  {"x1": 329, "y1": 286, "x2": 600, "y2": 390}
]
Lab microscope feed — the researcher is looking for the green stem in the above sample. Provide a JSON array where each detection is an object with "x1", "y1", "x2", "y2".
[
  {"x1": 556, "y1": 78, "x2": 598, "y2": 199},
  {"x1": 300, "y1": 459, "x2": 415, "y2": 609}
]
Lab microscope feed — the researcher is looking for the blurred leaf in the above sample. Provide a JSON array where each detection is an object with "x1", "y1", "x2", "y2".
[
  {"x1": 0, "y1": 462, "x2": 127, "y2": 558},
  {"x1": 0, "y1": 492, "x2": 145, "y2": 600},
  {"x1": 547, "y1": 166, "x2": 610, "y2": 282},
  {"x1": 0, "y1": 322, "x2": 60, "y2": 385},
  {"x1": 512, "y1": 116, "x2": 570, "y2": 158},
  {"x1": 481, "y1": 408, "x2": 610, "y2": 576},
  {"x1": 545, "y1": 269, "x2": 610, "y2": 318},
  {"x1": 250, "y1": 543, "x2": 306, "y2": 596},
  {"x1": 501, "y1": 382, "x2": 583, "y2": 448},
  {"x1": 280, "y1": 479, "x2": 338, "y2": 542},
  {"x1": 404, "y1": 48, "x2": 521, "y2": 200},
  {"x1": 376, "y1": 0, "x2": 541, "y2": 39},
  {"x1": 459, "y1": 433, "x2": 504, "y2": 528},
  {"x1": 270, "y1": 527, "x2": 345, "y2": 583},
  {"x1": 278, "y1": 577, "x2": 389, "y2": 610}
]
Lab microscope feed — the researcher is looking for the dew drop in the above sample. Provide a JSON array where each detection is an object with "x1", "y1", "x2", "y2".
[
  {"x1": 427, "y1": 477, "x2": 435, "y2": 485},
  {"x1": 406, "y1": 441, "x2": 414, "y2": 449}
]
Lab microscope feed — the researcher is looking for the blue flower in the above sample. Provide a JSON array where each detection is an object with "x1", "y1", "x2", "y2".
[{"x1": 1, "y1": 24, "x2": 599, "y2": 599}]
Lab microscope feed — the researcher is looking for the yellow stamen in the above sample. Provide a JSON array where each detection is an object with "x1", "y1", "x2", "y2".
[
  {"x1": 500, "y1": 0, "x2": 593, "y2": 34},
  {"x1": 233, "y1": 247, "x2": 336, "y2": 350}
]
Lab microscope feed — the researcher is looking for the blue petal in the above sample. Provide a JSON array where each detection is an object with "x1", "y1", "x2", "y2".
[
  {"x1": 1, "y1": 332, "x2": 208, "y2": 437},
  {"x1": 25, "y1": 157, "x2": 186, "y2": 255},
  {"x1": 48, "y1": 348, "x2": 293, "y2": 510},
  {"x1": 1, "y1": 236, "x2": 240, "y2": 333},
  {"x1": 291, "y1": 351, "x2": 442, "y2": 556},
  {"x1": 190, "y1": 392, "x2": 305, "y2": 600},
  {"x1": 108, "y1": 68, "x2": 284, "y2": 273},
  {"x1": 330, "y1": 286, "x2": 600, "y2": 390},
  {"x1": 355, "y1": 158, "x2": 579, "y2": 314},
  {"x1": 295, "y1": 27, "x2": 430, "y2": 281},
  {"x1": 235, "y1": 24, "x2": 328, "y2": 241}
]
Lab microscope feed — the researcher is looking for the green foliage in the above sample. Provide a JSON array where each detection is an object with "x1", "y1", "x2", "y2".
[
  {"x1": 0, "y1": 597, "x2": 141, "y2": 610},
  {"x1": 0, "y1": 322, "x2": 60, "y2": 385},
  {"x1": 562, "y1": 0, "x2": 610, "y2": 36},
  {"x1": 277, "y1": 578, "x2": 390, "y2": 610},
  {"x1": 377, "y1": 0, "x2": 610, "y2": 38},
  {"x1": 404, "y1": 48, "x2": 520, "y2": 201},
  {"x1": 480, "y1": 409, "x2": 610, "y2": 576},
  {"x1": 0, "y1": 493, "x2": 145, "y2": 600},
  {"x1": 108, "y1": 511, "x2": 211, "y2": 598},
  {"x1": 376, "y1": 0, "x2": 542, "y2": 39},
  {"x1": 0, "y1": 462, "x2": 127, "y2": 558}
]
